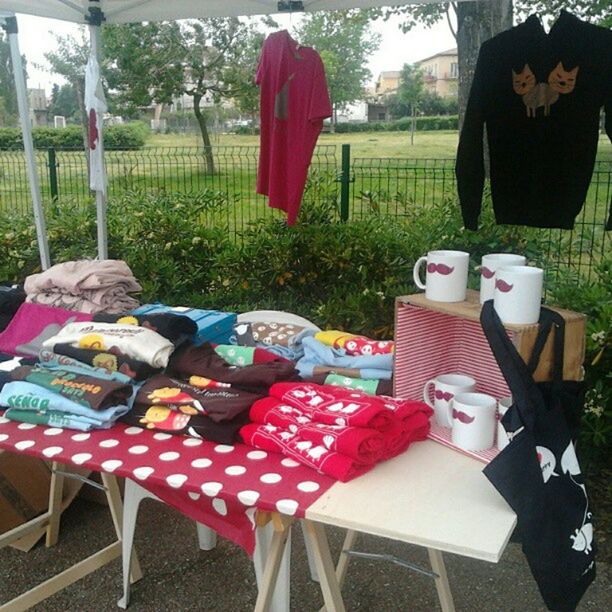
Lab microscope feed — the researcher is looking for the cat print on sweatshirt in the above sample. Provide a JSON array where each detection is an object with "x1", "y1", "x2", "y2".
[{"x1": 512, "y1": 62, "x2": 579, "y2": 117}]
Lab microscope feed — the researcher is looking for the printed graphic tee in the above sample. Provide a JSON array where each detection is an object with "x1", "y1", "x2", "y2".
[
  {"x1": 456, "y1": 11, "x2": 612, "y2": 230},
  {"x1": 256, "y1": 30, "x2": 332, "y2": 225}
]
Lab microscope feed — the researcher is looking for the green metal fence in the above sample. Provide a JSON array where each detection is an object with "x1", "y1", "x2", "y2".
[{"x1": 0, "y1": 145, "x2": 609, "y2": 281}]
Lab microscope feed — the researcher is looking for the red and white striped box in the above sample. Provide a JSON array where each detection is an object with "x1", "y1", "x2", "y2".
[
  {"x1": 394, "y1": 294, "x2": 513, "y2": 464},
  {"x1": 393, "y1": 291, "x2": 585, "y2": 463}
]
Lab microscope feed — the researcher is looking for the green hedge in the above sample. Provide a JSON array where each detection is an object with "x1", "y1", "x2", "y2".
[
  {"x1": 0, "y1": 192, "x2": 608, "y2": 473},
  {"x1": 232, "y1": 115, "x2": 458, "y2": 135},
  {"x1": 334, "y1": 115, "x2": 458, "y2": 133},
  {"x1": 0, "y1": 122, "x2": 149, "y2": 150}
]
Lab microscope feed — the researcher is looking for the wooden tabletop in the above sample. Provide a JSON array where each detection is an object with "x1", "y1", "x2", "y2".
[{"x1": 305, "y1": 440, "x2": 517, "y2": 563}]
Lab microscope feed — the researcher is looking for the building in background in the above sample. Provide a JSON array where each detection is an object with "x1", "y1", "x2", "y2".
[
  {"x1": 374, "y1": 71, "x2": 401, "y2": 96},
  {"x1": 415, "y1": 48, "x2": 458, "y2": 98},
  {"x1": 28, "y1": 88, "x2": 49, "y2": 126}
]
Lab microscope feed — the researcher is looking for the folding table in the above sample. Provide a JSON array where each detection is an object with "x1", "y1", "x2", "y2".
[{"x1": 0, "y1": 415, "x2": 516, "y2": 612}]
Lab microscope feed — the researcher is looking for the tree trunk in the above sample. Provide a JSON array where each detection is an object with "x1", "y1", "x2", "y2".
[
  {"x1": 456, "y1": 0, "x2": 513, "y2": 130},
  {"x1": 74, "y1": 77, "x2": 91, "y2": 179},
  {"x1": 193, "y1": 92, "x2": 215, "y2": 175}
]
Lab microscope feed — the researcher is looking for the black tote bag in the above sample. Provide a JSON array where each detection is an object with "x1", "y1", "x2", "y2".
[{"x1": 480, "y1": 301, "x2": 594, "y2": 611}]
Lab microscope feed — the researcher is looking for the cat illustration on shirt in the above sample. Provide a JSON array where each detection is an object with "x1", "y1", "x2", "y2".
[{"x1": 512, "y1": 62, "x2": 579, "y2": 117}]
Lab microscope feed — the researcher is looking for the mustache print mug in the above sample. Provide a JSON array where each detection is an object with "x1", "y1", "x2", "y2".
[
  {"x1": 479, "y1": 253, "x2": 526, "y2": 303},
  {"x1": 422, "y1": 373, "x2": 476, "y2": 428},
  {"x1": 413, "y1": 250, "x2": 470, "y2": 302},
  {"x1": 493, "y1": 265, "x2": 544, "y2": 324},
  {"x1": 450, "y1": 392, "x2": 497, "y2": 451}
]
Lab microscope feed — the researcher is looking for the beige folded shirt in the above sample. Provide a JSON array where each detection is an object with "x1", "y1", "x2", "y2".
[{"x1": 43, "y1": 322, "x2": 173, "y2": 369}]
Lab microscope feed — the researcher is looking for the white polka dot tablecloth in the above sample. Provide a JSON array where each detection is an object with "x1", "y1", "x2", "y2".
[{"x1": 0, "y1": 413, "x2": 334, "y2": 554}]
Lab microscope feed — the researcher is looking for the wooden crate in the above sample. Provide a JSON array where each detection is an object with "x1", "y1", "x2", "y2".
[{"x1": 394, "y1": 290, "x2": 585, "y2": 400}]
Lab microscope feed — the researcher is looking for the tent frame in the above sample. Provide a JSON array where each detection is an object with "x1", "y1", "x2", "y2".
[
  {"x1": 1, "y1": 13, "x2": 51, "y2": 269},
  {"x1": 4, "y1": 0, "x2": 474, "y2": 266}
]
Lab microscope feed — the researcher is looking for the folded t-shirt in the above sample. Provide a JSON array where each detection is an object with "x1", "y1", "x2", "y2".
[
  {"x1": 10, "y1": 365, "x2": 132, "y2": 412},
  {"x1": 43, "y1": 321, "x2": 174, "y2": 369},
  {"x1": 51, "y1": 343, "x2": 160, "y2": 381},
  {"x1": 0, "y1": 381, "x2": 129, "y2": 425},
  {"x1": 169, "y1": 342, "x2": 298, "y2": 395},
  {"x1": 137, "y1": 374, "x2": 260, "y2": 422},
  {"x1": 93, "y1": 312, "x2": 197, "y2": 345},
  {"x1": 122, "y1": 404, "x2": 247, "y2": 444}
]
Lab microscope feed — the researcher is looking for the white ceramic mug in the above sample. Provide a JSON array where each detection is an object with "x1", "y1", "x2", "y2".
[
  {"x1": 497, "y1": 396, "x2": 512, "y2": 451},
  {"x1": 413, "y1": 250, "x2": 470, "y2": 303},
  {"x1": 479, "y1": 253, "x2": 526, "y2": 304},
  {"x1": 493, "y1": 265, "x2": 544, "y2": 325},
  {"x1": 450, "y1": 392, "x2": 497, "y2": 451},
  {"x1": 423, "y1": 373, "x2": 476, "y2": 428}
]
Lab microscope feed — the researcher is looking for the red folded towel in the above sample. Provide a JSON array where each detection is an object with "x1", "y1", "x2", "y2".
[
  {"x1": 269, "y1": 382, "x2": 394, "y2": 432},
  {"x1": 240, "y1": 423, "x2": 372, "y2": 482},
  {"x1": 249, "y1": 397, "x2": 384, "y2": 464}
]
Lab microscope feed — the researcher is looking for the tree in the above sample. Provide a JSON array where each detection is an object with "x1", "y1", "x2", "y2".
[
  {"x1": 294, "y1": 10, "x2": 381, "y2": 125},
  {"x1": 382, "y1": 0, "x2": 611, "y2": 127},
  {"x1": 397, "y1": 63, "x2": 424, "y2": 115},
  {"x1": 44, "y1": 29, "x2": 91, "y2": 155},
  {"x1": 104, "y1": 19, "x2": 265, "y2": 173},
  {"x1": 0, "y1": 31, "x2": 21, "y2": 126},
  {"x1": 48, "y1": 83, "x2": 79, "y2": 120},
  {"x1": 380, "y1": 2, "x2": 512, "y2": 128}
]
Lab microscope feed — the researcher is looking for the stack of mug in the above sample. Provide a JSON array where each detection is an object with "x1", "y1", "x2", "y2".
[
  {"x1": 413, "y1": 250, "x2": 544, "y2": 324},
  {"x1": 423, "y1": 373, "x2": 512, "y2": 452}
]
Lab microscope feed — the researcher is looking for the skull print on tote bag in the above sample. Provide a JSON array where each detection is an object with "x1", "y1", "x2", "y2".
[{"x1": 480, "y1": 301, "x2": 593, "y2": 611}]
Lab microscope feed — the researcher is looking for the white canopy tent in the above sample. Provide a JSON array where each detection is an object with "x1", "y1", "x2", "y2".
[{"x1": 1, "y1": 0, "x2": 476, "y2": 268}]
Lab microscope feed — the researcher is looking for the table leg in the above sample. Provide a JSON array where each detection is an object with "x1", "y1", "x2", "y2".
[
  {"x1": 100, "y1": 473, "x2": 143, "y2": 584},
  {"x1": 45, "y1": 461, "x2": 64, "y2": 547},
  {"x1": 319, "y1": 529, "x2": 358, "y2": 612},
  {"x1": 196, "y1": 523, "x2": 217, "y2": 551},
  {"x1": 301, "y1": 520, "x2": 320, "y2": 582},
  {"x1": 253, "y1": 522, "x2": 291, "y2": 612},
  {"x1": 301, "y1": 520, "x2": 346, "y2": 612},
  {"x1": 427, "y1": 548, "x2": 455, "y2": 612},
  {"x1": 117, "y1": 479, "x2": 159, "y2": 609},
  {"x1": 253, "y1": 521, "x2": 292, "y2": 612}
]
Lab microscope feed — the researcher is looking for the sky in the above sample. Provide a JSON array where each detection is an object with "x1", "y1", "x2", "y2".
[{"x1": 14, "y1": 12, "x2": 456, "y2": 94}]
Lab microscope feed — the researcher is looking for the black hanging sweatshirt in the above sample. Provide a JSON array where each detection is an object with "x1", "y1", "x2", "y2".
[{"x1": 456, "y1": 11, "x2": 612, "y2": 231}]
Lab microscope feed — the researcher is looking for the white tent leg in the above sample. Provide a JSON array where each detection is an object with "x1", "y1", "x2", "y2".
[
  {"x1": 4, "y1": 14, "x2": 51, "y2": 270},
  {"x1": 88, "y1": 21, "x2": 108, "y2": 260}
]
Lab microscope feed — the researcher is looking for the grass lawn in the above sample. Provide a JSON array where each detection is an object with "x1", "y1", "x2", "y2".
[
  {"x1": 147, "y1": 130, "x2": 461, "y2": 158},
  {"x1": 148, "y1": 129, "x2": 612, "y2": 160}
]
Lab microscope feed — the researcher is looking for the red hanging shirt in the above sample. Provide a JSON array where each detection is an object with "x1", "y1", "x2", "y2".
[{"x1": 256, "y1": 31, "x2": 332, "y2": 225}]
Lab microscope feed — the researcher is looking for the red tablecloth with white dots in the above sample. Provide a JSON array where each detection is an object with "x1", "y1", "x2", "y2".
[{"x1": 0, "y1": 413, "x2": 334, "y2": 554}]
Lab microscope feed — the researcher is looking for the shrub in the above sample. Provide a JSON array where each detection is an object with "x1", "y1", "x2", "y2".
[
  {"x1": 334, "y1": 115, "x2": 458, "y2": 133},
  {"x1": 546, "y1": 256, "x2": 611, "y2": 471},
  {"x1": 0, "y1": 123, "x2": 148, "y2": 150}
]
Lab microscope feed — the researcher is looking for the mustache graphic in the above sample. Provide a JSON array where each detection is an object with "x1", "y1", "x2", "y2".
[
  {"x1": 495, "y1": 278, "x2": 514, "y2": 293},
  {"x1": 434, "y1": 390, "x2": 454, "y2": 401},
  {"x1": 453, "y1": 409, "x2": 475, "y2": 424},
  {"x1": 480, "y1": 266, "x2": 495, "y2": 279},
  {"x1": 427, "y1": 263, "x2": 455, "y2": 276}
]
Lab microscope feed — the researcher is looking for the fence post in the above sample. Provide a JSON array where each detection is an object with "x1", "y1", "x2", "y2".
[
  {"x1": 47, "y1": 147, "x2": 59, "y2": 204},
  {"x1": 340, "y1": 143, "x2": 350, "y2": 222}
]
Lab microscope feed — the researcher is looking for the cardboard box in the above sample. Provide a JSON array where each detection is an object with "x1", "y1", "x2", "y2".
[
  {"x1": 0, "y1": 453, "x2": 51, "y2": 535},
  {"x1": 0, "y1": 451, "x2": 88, "y2": 551}
]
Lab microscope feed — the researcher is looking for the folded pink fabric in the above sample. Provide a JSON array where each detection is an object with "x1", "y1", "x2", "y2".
[
  {"x1": 250, "y1": 397, "x2": 384, "y2": 463},
  {"x1": 0, "y1": 303, "x2": 92, "y2": 357},
  {"x1": 269, "y1": 382, "x2": 395, "y2": 432},
  {"x1": 24, "y1": 260, "x2": 141, "y2": 314},
  {"x1": 24, "y1": 260, "x2": 142, "y2": 294},
  {"x1": 240, "y1": 423, "x2": 372, "y2": 482}
]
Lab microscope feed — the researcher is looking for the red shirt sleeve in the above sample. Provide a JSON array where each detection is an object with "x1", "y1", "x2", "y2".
[
  {"x1": 308, "y1": 54, "x2": 332, "y2": 122},
  {"x1": 255, "y1": 43, "x2": 267, "y2": 86}
]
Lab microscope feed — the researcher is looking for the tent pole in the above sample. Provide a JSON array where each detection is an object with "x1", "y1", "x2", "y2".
[
  {"x1": 3, "y1": 15, "x2": 51, "y2": 270},
  {"x1": 88, "y1": 21, "x2": 108, "y2": 260}
]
